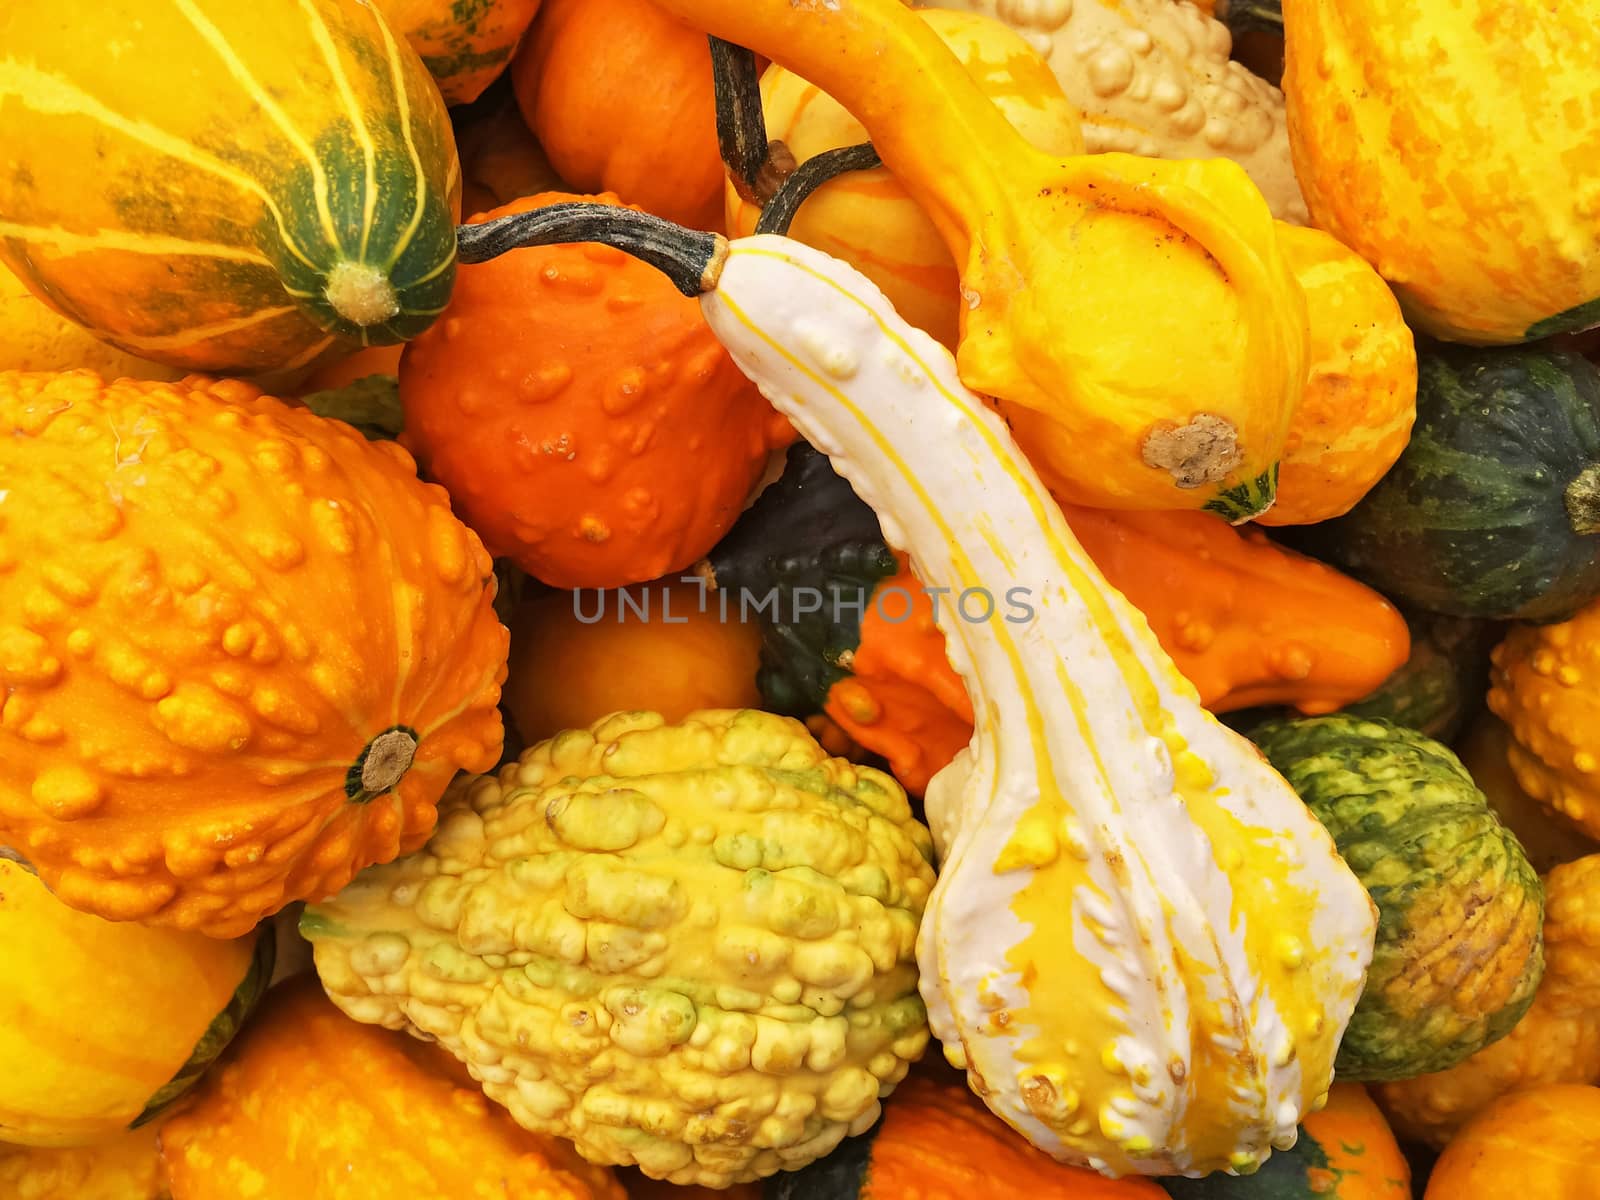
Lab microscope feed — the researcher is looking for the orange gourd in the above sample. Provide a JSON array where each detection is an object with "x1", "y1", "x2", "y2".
[
  {"x1": 399, "y1": 192, "x2": 791, "y2": 590},
  {"x1": 1423, "y1": 1085, "x2": 1600, "y2": 1198},
  {"x1": 456, "y1": 88, "x2": 568, "y2": 219},
  {"x1": 160, "y1": 979, "x2": 627, "y2": 1200},
  {"x1": 0, "y1": 1126, "x2": 167, "y2": 1200},
  {"x1": 0, "y1": 371, "x2": 507, "y2": 935},
  {"x1": 512, "y1": 0, "x2": 725, "y2": 229},
  {"x1": 504, "y1": 581, "x2": 764, "y2": 743},
  {"x1": 373, "y1": 0, "x2": 544, "y2": 105}
]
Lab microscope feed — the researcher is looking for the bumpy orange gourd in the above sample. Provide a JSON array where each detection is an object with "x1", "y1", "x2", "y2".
[
  {"x1": 512, "y1": 0, "x2": 725, "y2": 229},
  {"x1": 723, "y1": 9, "x2": 1085, "y2": 349},
  {"x1": 1488, "y1": 596, "x2": 1600, "y2": 841},
  {"x1": 0, "y1": 371, "x2": 507, "y2": 936},
  {"x1": 1423, "y1": 1085, "x2": 1600, "y2": 1198},
  {"x1": 1257, "y1": 224, "x2": 1418, "y2": 526},
  {"x1": 503, "y1": 581, "x2": 764, "y2": 743},
  {"x1": 1376, "y1": 855, "x2": 1600, "y2": 1147},
  {"x1": 373, "y1": 0, "x2": 544, "y2": 105},
  {"x1": 827, "y1": 510, "x2": 1409, "y2": 794},
  {"x1": 1459, "y1": 714, "x2": 1599, "y2": 875},
  {"x1": 161, "y1": 979, "x2": 627, "y2": 1200},
  {"x1": 399, "y1": 192, "x2": 791, "y2": 590},
  {"x1": 0, "y1": 1126, "x2": 167, "y2": 1200}
]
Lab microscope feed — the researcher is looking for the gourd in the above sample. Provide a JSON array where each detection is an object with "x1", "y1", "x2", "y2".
[
  {"x1": 399, "y1": 192, "x2": 791, "y2": 590},
  {"x1": 1458, "y1": 715, "x2": 1599, "y2": 875},
  {"x1": 705, "y1": 443, "x2": 1408, "y2": 793},
  {"x1": 1421, "y1": 1085, "x2": 1600, "y2": 1198},
  {"x1": 0, "y1": 855, "x2": 271, "y2": 1147},
  {"x1": 0, "y1": 266, "x2": 182, "y2": 382},
  {"x1": 160, "y1": 978, "x2": 627, "y2": 1200},
  {"x1": 454, "y1": 207, "x2": 1377, "y2": 1174},
  {"x1": 773, "y1": 1066, "x2": 1167, "y2": 1198},
  {"x1": 454, "y1": 85, "x2": 566, "y2": 218},
  {"x1": 1159, "y1": 1084, "x2": 1410, "y2": 1200},
  {"x1": 0, "y1": 1125, "x2": 168, "y2": 1200},
  {"x1": 1281, "y1": 0, "x2": 1600, "y2": 345},
  {"x1": 649, "y1": 0, "x2": 1309, "y2": 520},
  {"x1": 0, "y1": 0, "x2": 462, "y2": 374},
  {"x1": 1488, "y1": 594, "x2": 1600, "y2": 842},
  {"x1": 722, "y1": 8, "x2": 1085, "y2": 350},
  {"x1": 305, "y1": 709, "x2": 938, "y2": 1187},
  {"x1": 503, "y1": 580, "x2": 764, "y2": 743},
  {"x1": 1288, "y1": 344, "x2": 1600, "y2": 622},
  {"x1": 1256, "y1": 225, "x2": 1416, "y2": 527},
  {"x1": 0, "y1": 371, "x2": 508, "y2": 935},
  {"x1": 1339, "y1": 613, "x2": 1495, "y2": 746},
  {"x1": 1251, "y1": 716, "x2": 1544, "y2": 1081},
  {"x1": 919, "y1": 0, "x2": 1307, "y2": 224},
  {"x1": 512, "y1": 0, "x2": 726, "y2": 229},
  {"x1": 373, "y1": 0, "x2": 544, "y2": 105}
]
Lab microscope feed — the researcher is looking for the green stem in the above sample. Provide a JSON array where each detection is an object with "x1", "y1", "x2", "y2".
[
  {"x1": 756, "y1": 143, "x2": 882, "y2": 236},
  {"x1": 455, "y1": 204, "x2": 726, "y2": 297},
  {"x1": 1568, "y1": 463, "x2": 1600, "y2": 536}
]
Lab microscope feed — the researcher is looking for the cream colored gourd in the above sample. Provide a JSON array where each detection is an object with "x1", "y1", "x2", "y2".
[
  {"x1": 688, "y1": 236, "x2": 1376, "y2": 1177},
  {"x1": 921, "y1": 0, "x2": 1306, "y2": 224}
]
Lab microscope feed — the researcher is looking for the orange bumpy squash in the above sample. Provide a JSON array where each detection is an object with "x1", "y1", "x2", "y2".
[
  {"x1": 0, "y1": 371, "x2": 507, "y2": 936},
  {"x1": 1423, "y1": 1084, "x2": 1600, "y2": 1198},
  {"x1": 161, "y1": 979, "x2": 627, "y2": 1200},
  {"x1": 0, "y1": 1125, "x2": 166, "y2": 1200}
]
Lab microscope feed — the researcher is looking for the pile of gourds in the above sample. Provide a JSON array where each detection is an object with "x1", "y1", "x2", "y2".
[{"x1": 1, "y1": 0, "x2": 1598, "y2": 1196}]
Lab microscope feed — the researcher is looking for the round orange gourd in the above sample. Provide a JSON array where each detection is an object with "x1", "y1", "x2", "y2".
[
  {"x1": 512, "y1": 0, "x2": 724, "y2": 228},
  {"x1": 160, "y1": 979, "x2": 627, "y2": 1200},
  {"x1": 1257, "y1": 224, "x2": 1418, "y2": 527},
  {"x1": 399, "y1": 192, "x2": 790, "y2": 590},
  {"x1": 0, "y1": 371, "x2": 507, "y2": 936},
  {"x1": 504, "y1": 581, "x2": 763, "y2": 744},
  {"x1": 373, "y1": 0, "x2": 544, "y2": 105},
  {"x1": 0, "y1": 1125, "x2": 166, "y2": 1199},
  {"x1": 723, "y1": 8, "x2": 1085, "y2": 349},
  {"x1": 0, "y1": 858, "x2": 269, "y2": 1148},
  {"x1": 1423, "y1": 1084, "x2": 1600, "y2": 1198}
]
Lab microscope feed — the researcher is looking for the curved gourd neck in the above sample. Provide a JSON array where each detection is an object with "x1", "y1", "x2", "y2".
[{"x1": 659, "y1": 0, "x2": 1026, "y2": 251}]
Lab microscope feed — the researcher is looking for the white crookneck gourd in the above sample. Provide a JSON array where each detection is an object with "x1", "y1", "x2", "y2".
[{"x1": 456, "y1": 208, "x2": 1377, "y2": 1178}]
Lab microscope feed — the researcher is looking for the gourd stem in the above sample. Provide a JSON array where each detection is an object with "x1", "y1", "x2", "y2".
[
  {"x1": 1568, "y1": 463, "x2": 1600, "y2": 536},
  {"x1": 1217, "y1": 0, "x2": 1285, "y2": 36},
  {"x1": 455, "y1": 205, "x2": 728, "y2": 297},
  {"x1": 710, "y1": 38, "x2": 797, "y2": 206},
  {"x1": 756, "y1": 143, "x2": 882, "y2": 236}
]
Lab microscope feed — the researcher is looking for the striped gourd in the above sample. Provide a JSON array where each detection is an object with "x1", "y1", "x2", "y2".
[{"x1": 0, "y1": 0, "x2": 461, "y2": 374}]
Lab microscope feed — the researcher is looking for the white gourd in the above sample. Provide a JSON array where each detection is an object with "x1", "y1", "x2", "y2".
[
  {"x1": 917, "y1": 0, "x2": 1309, "y2": 224},
  {"x1": 693, "y1": 234, "x2": 1374, "y2": 1178}
]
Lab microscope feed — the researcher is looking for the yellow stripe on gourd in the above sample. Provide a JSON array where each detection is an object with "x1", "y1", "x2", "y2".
[
  {"x1": 299, "y1": 0, "x2": 379, "y2": 261},
  {"x1": 369, "y1": 4, "x2": 430, "y2": 275}
]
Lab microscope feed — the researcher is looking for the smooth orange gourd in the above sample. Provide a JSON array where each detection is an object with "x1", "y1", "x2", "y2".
[
  {"x1": 1423, "y1": 1085, "x2": 1600, "y2": 1198},
  {"x1": 0, "y1": 371, "x2": 507, "y2": 935},
  {"x1": 399, "y1": 192, "x2": 791, "y2": 590},
  {"x1": 161, "y1": 980, "x2": 627, "y2": 1200},
  {"x1": 512, "y1": 0, "x2": 725, "y2": 229},
  {"x1": 503, "y1": 581, "x2": 764, "y2": 743}
]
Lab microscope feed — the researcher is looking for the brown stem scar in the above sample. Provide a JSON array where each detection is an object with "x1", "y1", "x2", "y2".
[{"x1": 1141, "y1": 415, "x2": 1245, "y2": 488}]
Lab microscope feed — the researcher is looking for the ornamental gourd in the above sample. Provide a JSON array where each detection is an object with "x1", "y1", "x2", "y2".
[
  {"x1": 373, "y1": 0, "x2": 544, "y2": 105},
  {"x1": 306, "y1": 710, "x2": 938, "y2": 1187},
  {"x1": 0, "y1": 1125, "x2": 168, "y2": 1200},
  {"x1": 919, "y1": 0, "x2": 1307, "y2": 225},
  {"x1": 1339, "y1": 613, "x2": 1496, "y2": 746},
  {"x1": 160, "y1": 978, "x2": 628, "y2": 1200},
  {"x1": 0, "y1": 0, "x2": 462, "y2": 373},
  {"x1": 652, "y1": 0, "x2": 1309, "y2": 519},
  {"x1": 0, "y1": 371, "x2": 507, "y2": 935},
  {"x1": 0, "y1": 855, "x2": 271, "y2": 1147},
  {"x1": 455, "y1": 205, "x2": 1378, "y2": 1174},
  {"x1": 1281, "y1": 0, "x2": 1600, "y2": 344},
  {"x1": 1458, "y1": 715, "x2": 1599, "y2": 876},
  {"x1": 0, "y1": 266, "x2": 183, "y2": 382},
  {"x1": 1422, "y1": 1085, "x2": 1600, "y2": 1198}
]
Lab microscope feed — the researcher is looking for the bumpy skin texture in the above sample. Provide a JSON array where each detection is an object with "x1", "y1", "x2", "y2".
[
  {"x1": 0, "y1": 372, "x2": 507, "y2": 935},
  {"x1": 724, "y1": 9, "x2": 1086, "y2": 350},
  {"x1": 922, "y1": 0, "x2": 1307, "y2": 224},
  {"x1": 1282, "y1": 0, "x2": 1600, "y2": 344},
  {"x1": 1458, "y1": 716, "x2": 1598, "y2": 877},
  {"x1": 0, "y1": 0, "x2": 461, "y2": 373},
  {"x1": 1257, "y1": 225, "x2": 1416, "y2": 527},
  {"x1": 161, "y1": 978, "x2": 625, "y2": 1200},
  {"x1": 1252, "y1": 716, "x2": 1545, "y2": 1081},
  {"x1": 1490, "y1": 596, "x2": 1600, "y2": 842},
  {"x1": 1421, "y1": 1085, "x2": 1600, "y2": 1198},
  {"x1": 374, "y1": 0, "x2": 543, "y2": 105},
  {"x1": 399, "y1": 192, "x2": 791, "y2": 590},
  {"x1": 305, "y1": 710, "x2": 936, "y2": 1187},
  {"x1": 0, "y1": 1126, "x2": 167, "y2": 1200},
  {"x1": 513, "y1": 0, "x2": 725, "y2": 230}
]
